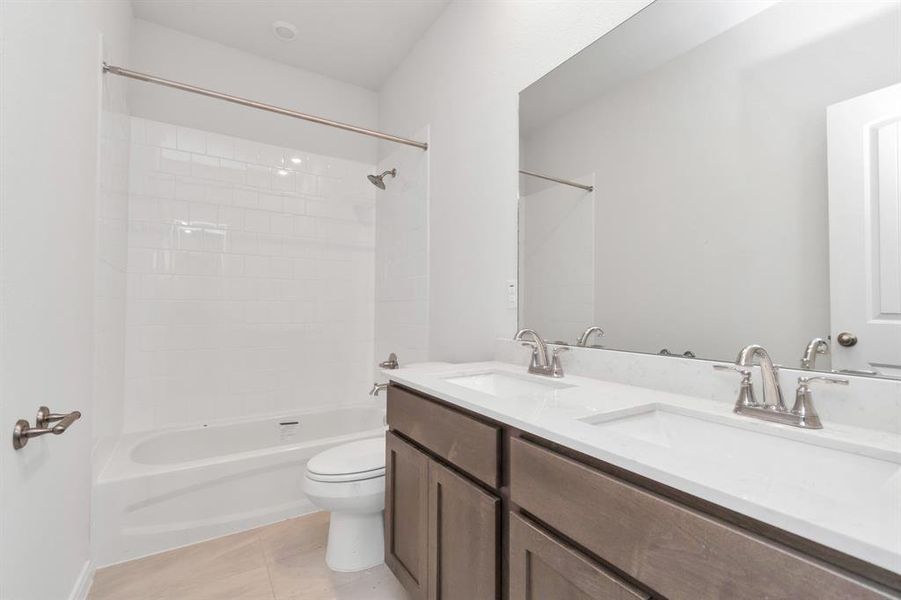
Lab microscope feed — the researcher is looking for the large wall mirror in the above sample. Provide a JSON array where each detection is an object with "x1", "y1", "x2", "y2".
[{"x1": 518, "y1": 0, "x2": 901, "y2": 378}]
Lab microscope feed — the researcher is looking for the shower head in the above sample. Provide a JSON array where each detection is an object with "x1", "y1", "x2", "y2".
[{"x1": 367, "y1": 168, "x2": 397, "y2": 190}]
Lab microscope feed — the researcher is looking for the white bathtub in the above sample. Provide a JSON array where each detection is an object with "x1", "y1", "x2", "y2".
[{"x1": 92, "y1": 405, "x2": 385, "y2": 566}]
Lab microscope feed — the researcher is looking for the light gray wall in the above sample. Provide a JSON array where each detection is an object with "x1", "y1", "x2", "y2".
[
  {"x1": 522, "y1": 2, "x2": 901, "y2": 364},
  {"x1": 129, "y1": 19, "x2": 379, "y2": 165},
  {"x1": 378, "y1": 0, "x2": 653, "y2": 362}
]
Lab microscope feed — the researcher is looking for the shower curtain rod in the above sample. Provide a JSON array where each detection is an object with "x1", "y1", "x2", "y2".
[
  {"x1": 102, "y1": 63, "x2": 428, "y2": 151},
  {"x1": 519, "y1": 170, "x2": 593, "y2": 192}
]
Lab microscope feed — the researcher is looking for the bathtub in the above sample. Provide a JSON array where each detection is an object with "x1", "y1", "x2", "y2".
[{"x1": 92, "y1": 405, "x2": 385, "y2": 567}]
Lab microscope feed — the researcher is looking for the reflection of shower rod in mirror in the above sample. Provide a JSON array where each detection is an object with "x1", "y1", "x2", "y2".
[{"x1": 519, "y1": 169, "x2": 593, "y2": 192}]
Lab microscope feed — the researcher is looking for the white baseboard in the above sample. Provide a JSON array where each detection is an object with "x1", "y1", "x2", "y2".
[{"x1": 69, "y1": 559, "x2": 95, "y2": 600}]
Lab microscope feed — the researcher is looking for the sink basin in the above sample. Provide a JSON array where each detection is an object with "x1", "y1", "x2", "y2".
[
  {"x1": 443, "y1": 371, "x2": 573, "y2": 398},
  {"x1": 582, "y1": 406, "x2": 901, "y2": 510}
]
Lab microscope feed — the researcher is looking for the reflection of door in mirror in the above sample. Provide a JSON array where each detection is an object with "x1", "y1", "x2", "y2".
[{"x1": 828, "y1": 83, "x2": 901, "y2": 378}]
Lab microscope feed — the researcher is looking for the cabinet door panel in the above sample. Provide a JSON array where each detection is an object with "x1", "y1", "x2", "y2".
[
  {"x1": 509, "y1": 513, "x2": 649, "y2": 600},
  {"x1": 385, "y1": 432, "x2": 429, "y2": 600},
  {"x1": 428, "y1": 459, "x2": 499, "y2": 600}
]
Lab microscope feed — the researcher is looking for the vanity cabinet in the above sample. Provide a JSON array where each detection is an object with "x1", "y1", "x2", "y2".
[
  {"x1": 509, "y1": 513, "x2": 649, "y2": 600},
  {"x1": 385, "y1": 431, "x2": 499, "y2": 600},
  {"x1": 509, "y1": 436, "x2": 892, "y2": 600},
  {"x1": 386, "y1": 384, "x2": 899, "y2": 600}
]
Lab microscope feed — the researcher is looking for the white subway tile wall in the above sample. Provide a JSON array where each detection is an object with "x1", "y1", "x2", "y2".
[{"x1": 124, "y1": 118, "x2": 376, "y2": 431}]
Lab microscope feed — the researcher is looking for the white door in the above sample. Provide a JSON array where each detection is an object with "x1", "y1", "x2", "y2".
[
  {"x1": 1, "y1": 2, "x2": 104, "y2": 599},
  {"x1": 827, "y1": 83, "x2": 901, "y2": 377}
]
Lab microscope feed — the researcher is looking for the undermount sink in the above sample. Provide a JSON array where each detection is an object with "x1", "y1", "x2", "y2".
[
  {"x1": 443, "y1": 371, "x2": 573, "y2": 398},
  {"x1": 581, "y1": 406, "x2": 901, "y2": 509}
]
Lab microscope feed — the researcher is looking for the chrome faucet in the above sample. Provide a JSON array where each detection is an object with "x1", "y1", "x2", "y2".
[
  {"x1": 514, "y1": 329, "x2": 567, "y2": 377},
  {"x1": 379, "y1": 352, "x2": 399, "y2": 370},
  {"x1": 800, "y1": 337, "x2": 829, "y2": 369},
  {"x1": 576, "y1": 326, "x2": 605, "y2": 347},
  {"x1": 714, "y1": 344, "x2": 847, "y2": 429},
  {"x1": 736, "y1": 344, "x2": 786, "y2": 410}
]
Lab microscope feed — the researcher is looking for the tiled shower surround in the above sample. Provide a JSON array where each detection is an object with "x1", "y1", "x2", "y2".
[{"x1": 124, "y1": 118, "x2": 376, "y2": 431}]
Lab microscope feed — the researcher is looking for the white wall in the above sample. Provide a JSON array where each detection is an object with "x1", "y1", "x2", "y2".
[
  {"x1": 378, "y1": 1, "x2": 652, "y2": 361},
  {"x1": 522, "y1": 2, "x2": 901, "y2": 364},
  {"x1": 374, "y1": 128, "x2": 430, "y2": 371},
  {"x1": 0, "y1": 1, "x2": 131, "y2": 598},
  {"x1": 129, "y1": 19, "x2": 379, "y2": 165},
  {"x1": 124, "y1": 118, "x2": 375, "y2": 431}
]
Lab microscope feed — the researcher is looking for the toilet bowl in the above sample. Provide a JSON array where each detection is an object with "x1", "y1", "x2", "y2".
[{"x1": 303, "y1": 436, "x2": 385, "y2": 572}]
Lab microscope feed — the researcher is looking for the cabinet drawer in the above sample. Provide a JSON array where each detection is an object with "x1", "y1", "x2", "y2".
[
  {"x1": 510, "y1": 437, "x2": 891, "y2": 600},
  {"x1": 509, "y1": 513, "x2": 648, "y2": 600},
  {"x1": 388, "y1": 385, "x2": 500, "y2": 488}
]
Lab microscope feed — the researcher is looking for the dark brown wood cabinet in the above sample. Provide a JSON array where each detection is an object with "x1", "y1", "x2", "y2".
[
  {"x1": 386, "y1": 384, "x2": 900, "y2": 600},
  {"x1": 385, "y1": 429, "x2": 499, "y2": 600},
  {"x1": 385, "y1": 431, "x2": 429, "y2": 599},
  {"x1": 428, "y1": 459, "x2": 499, "y2": 600},
  {"x1": 509, "y1": 436, "x2": 893, "y2": 600},
  {"x1": 509, "y1": 513, "x2": 649, "y2": 600}
]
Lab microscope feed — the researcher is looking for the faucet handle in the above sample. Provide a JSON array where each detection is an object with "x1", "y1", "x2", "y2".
[
  {"x1": 798, "y1": 375, "x2": 849, "y2": 387},
  {"x1": 521, "y1": 341, "x2": 541, "y2": 371},
  {"x1": 713, "y1": 364, "x2": 758, "y2": 408},
  {"x1": 713, "y1": 364, "x2": 752, "y2": 377},
  {"x1": 790, "y1": 376, "x2": 846, "y2": 430},
  {"x1": 550, "y1": 346, "x2": 568, "y2": 377}
]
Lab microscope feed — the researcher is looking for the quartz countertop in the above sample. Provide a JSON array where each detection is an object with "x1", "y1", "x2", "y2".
[{"x1": 386, "y1": 361, "x2": 901, "y2": 575}]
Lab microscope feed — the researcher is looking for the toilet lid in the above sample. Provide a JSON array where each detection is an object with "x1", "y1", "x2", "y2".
[{"x1": 306, "y1": 436, "x2": 385, "y2": 480}]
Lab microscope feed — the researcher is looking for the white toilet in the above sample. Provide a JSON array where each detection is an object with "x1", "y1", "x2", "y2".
[{"x1": 303, "y1": 436, "x2": 386, "y2": 572}]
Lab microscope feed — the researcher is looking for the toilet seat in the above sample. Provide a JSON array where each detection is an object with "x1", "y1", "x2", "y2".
[{"x1": 306, "y1": 437, "x2": 385, "y2": 483}]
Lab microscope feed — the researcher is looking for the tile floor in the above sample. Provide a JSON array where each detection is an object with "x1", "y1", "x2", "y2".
[{"x1": 89, "y1": 512, "x2": 408, "y2": 600}]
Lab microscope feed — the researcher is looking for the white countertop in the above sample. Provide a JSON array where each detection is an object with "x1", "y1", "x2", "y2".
[{"x1": 386, "y1": 361, "x2": 901, "y2": 575}]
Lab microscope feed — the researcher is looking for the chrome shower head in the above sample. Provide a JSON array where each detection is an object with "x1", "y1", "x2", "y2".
[{"x1": 367, "y1": 168, "x2": 396, "y2": 190}]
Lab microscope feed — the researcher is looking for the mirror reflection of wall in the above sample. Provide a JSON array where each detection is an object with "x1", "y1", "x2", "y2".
[{"x1": 519, "y1": 0, "x2": 901, "y2": 373}]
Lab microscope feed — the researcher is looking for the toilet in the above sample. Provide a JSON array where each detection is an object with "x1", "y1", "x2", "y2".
[{"x1": 303, "y1": 436, "x2": 386, "y2": 572}]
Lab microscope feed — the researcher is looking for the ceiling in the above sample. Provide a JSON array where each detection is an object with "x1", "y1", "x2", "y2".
[{"x1": 131, "y1": 0, "x2": 450, "y2": 90}]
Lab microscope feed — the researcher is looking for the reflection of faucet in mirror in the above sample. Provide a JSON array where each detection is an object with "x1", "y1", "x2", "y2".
[
  {"x1": 659, "y1": 349, "x2": 696, "y2": 358},
  {"x1": 576, "y1": 326, "x2": 605, "y2": 347},
  {"x1": 800, "y1": 337, "x2": 829, "y2": 370}
]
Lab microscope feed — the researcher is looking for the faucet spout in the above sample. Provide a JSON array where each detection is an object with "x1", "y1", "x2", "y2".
[
  {"x1": 736, "y1": 344, "x2": 786, "y2": 411},
  {"x1": 514, "y1": 328, "x2": 549, "y2": 368}
]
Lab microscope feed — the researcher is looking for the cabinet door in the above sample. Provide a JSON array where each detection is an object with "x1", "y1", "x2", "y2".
[
  {"x1": 385, "y1": 432, "x2": 429, "y2": 600},
  {"x1": 509, "y1": 514, "x2": 649, "y2": 600},
  {"x1": 427, "y1": 459, "x2": 499, "y2": 600}
]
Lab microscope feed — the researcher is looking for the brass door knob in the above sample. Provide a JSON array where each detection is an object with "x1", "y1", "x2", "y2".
[{"x1": 836, "y1": 332, "x2": 858, "y2": 347}]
